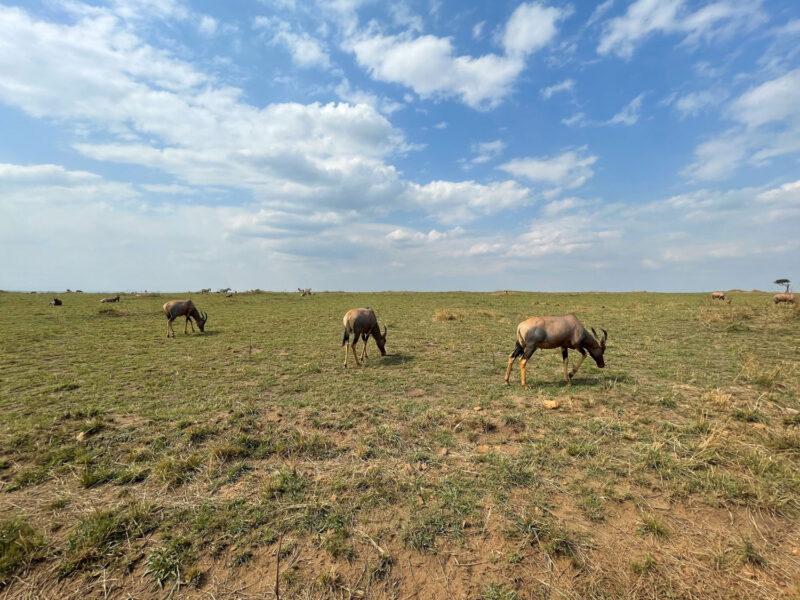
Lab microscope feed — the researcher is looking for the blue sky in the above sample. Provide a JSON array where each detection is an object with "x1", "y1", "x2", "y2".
[{"x1": 0, "y1": 0, "x2": 798, "y2": 292}]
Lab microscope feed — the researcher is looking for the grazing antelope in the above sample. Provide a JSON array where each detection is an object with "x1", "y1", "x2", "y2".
[
  {"x1": 201, "y1": 288, "x2": 211, "y2": 293},
  {"x1": 342, "y1": 308, "x2": 387, "y2": 367},
  {"x1": 298, "y1": 288, "x2": 313, "y2": 296},
  {"x1": 50, "y1": 298, "x2": 62, "y2": 306},
  {"x1": 711, "y1": 292, "x2": 731, "y2": 304},
  {"x1": 505, "y1": 314, "x2": 606, "y2": 388},
  {"x1": 218, "y1": 288, "x2": 231, "y2": 294},
  {"x1": 774, "y1": 293, "x2": 795, "y2": 304},
  {"x1": 100, "y1": 295, "x2": 120, "y2": 303},
  {"x1": 162, "y1": 300, "x2": 208, "y2": 338}
]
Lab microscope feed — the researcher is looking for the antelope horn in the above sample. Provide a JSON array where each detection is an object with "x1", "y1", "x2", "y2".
[
  {"x1": 202, "y1": 312, "x2": 208, "y2": 322},
  {"x1": 600, "y1": 328, "x2": 608, "y2": 342},
  {"x1": 591, "y1": 327, "x2": 600, "y2": 341},
  {"x1": 382, "y1": 325, "x2": 387, "y2": 339}
]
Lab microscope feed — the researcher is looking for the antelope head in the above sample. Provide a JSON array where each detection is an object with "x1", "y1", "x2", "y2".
[{"x1": 588, "y1": 327, "x2": 608, "y2": 368}]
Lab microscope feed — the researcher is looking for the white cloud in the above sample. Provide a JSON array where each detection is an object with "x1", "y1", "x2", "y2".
[
  {"x1": 673, "y1": 89, "x2": 728, "y2": 117},
  {"x1": 349, "y1": 33, "x2": 525, "y2": 109},
  {"x1": 502, "y1": 2, "x2": 569, "y2": 56},
  {"x1": 684, "y1": 70, "x2": 800, "y2": 180},
  {"x1": 587, "y1": 0, "x2": 614, "y2": 27},
  {"x1": 198, "y1": 15, "x2": 217, "y2": 35},
  {"x1": 561, "y1": 112, "x2": 587, "y2": 126},
  {"x1": 472, "y1": 21, "x2": 485, "y2": 40},
  {"x1": 541, "y1": 78, "x2": 574, "y2": 99},
  {"x1": 598, "y1": 0, "x2": 765, "y2": 59},
  {"x1": 469, "y1": 140, "x2": 506, "y2": 165},
  {"x1": 254, "y1": 17, "x2": 331, "y2": 68},
  {"x1": 606, "y1": 93, "x2": 645, "y2": 125},
  {"x1": 498, "y1": 148, "x2": 597, "y2": 189},
  {"x1": 347, "y1": 3, "x2": 566, "y2": 109},
  {"x1": 408, "y1": 180, "x2": 531, "y2": 224}
]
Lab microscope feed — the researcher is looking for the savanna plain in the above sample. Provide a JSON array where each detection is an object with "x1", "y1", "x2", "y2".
[{"x1": 1, "y1": 290, "x2": 799, "y2": 600}]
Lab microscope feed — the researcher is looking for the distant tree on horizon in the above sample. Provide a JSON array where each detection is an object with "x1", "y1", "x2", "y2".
[{"x1": 774, "y1": 278, "x2": 791, "y2": 293}]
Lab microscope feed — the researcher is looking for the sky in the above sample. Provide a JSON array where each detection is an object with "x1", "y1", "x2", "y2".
[{"x1": 0, "y1": 0, "x2": 798, "y2": 292}]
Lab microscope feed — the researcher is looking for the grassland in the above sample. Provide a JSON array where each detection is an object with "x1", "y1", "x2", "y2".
[{"x1": 0, "y1": 290, "x2": 798, "y2": 599}]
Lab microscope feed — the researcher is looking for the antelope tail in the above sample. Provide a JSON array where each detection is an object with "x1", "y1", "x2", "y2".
[{"x1": 342, "y1": 329, "x2": 349, "y2": 346}]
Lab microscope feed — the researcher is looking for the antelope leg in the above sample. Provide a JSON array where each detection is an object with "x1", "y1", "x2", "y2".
[
  {"x1": 570, "y1": 354, "x2": 587, "y2": 378},
  {"x1": 504, "y1": 355, "x2": 516, "y2": 385},
  {"x1": 563, "y1": 360, "x2": 570, "y2": 385},
  {"x1": 519, "y1": 358, "x2": 528, "y2": 389},
  {"x1": 351, "y1": 343, "x2": 361, "y2": 367},
  {"x1": 344, "y1": 343, "x2": 349, "y2": 367},
  {"x1": 360, "y1": 342, "x2": 368, "y2": 360}
]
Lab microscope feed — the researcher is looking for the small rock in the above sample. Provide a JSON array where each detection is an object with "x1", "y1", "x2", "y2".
[
  {"x1": 752, "y1": 423, "x2": 767, "y2": 430},
  {"x1": 786, "y1": 408, "x2": 799, "y2": 415},
  {"x1": 476, "y1": 445, "x2": 490, "y2": 453},
  {"x1": 473, "y1": 406, "x2": 482, "y2": 411},
  {"x1": 542, "y1": 399, "x2": 560, "y2": 410},
  {"x1": 439, "y1": 448, "x2": 449, "y2": 456},
  {"x1": 417, "y1": 496, "x2": 425, "y2": 506}
]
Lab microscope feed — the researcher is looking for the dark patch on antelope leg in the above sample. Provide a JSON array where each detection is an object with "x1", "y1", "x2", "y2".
[{"x1": 505, "y1": 342, "x2": 524, "y2": 384}]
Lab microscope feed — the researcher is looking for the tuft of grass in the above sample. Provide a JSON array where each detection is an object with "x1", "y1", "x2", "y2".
[
  {"x1": 736, "y1": 356, "x2": 782, "y2": 390},
  {"x1": 59, "y1": 501, "x2": 158, "y2": 578},
  {"x1": 0, "y1": 517, "x2": 46, "y2": 582},
  {"x1": 482, "y1": 583, "x2": 519, "y2": 600},
  {"x1": 639, "y1": 515, "x2": 669, "y2": 537},
  {"x1": 631, "y1": 553, "x2": 657, "y2": 575},
  {"x1": 740, "y1": 539, "x2": 766, "y2": 566},
  {"x1": 145, "y1": 537, "x2": 195, "y2": 588}
]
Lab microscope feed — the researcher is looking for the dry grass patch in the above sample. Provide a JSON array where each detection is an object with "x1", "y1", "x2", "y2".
[{"x1": 434, "y1": 309, "x2": 464, "y2": 321}]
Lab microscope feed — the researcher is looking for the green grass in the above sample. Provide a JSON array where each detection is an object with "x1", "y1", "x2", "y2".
[{"x1": 0, "y1": 290, "x2": 798, "y2": 598}]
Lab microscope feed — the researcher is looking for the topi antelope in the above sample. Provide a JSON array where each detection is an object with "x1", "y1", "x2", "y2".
[
  {"x1": 50, "y1": 298, "x2": 62, "y2": 306},
  {"x1": 774, "y1": 293, "x2": 795, "y2": 304},
  {"x1": 100, "y1": 295, "x2": 120, "y2": 303},
  {"x1": 298, "y1": 288, "x2": 313, "y2": 296},
  {"x1": 505, "y1": 314, "x2": 606, "y2": 389},
  {"x1": 342, "y1": 308, "x2": 387, "y2": 367},
  {"x1": 201, "y1": 288, "x2": 211, "y2": 293},
  {"x1": 162, "y1": 300, "x2": 208, "y2": 338},
  {"x1": 711, "y1": 292, "x2": 731, "y2": 304}
]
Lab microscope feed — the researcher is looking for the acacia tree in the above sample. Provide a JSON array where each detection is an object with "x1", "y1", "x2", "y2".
[{"x1": 774, "y1": 279, "x2": 791, "y2": 293}]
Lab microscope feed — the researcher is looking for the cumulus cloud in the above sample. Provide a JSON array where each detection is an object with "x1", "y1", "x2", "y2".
[
  {"x1": 502, "y1": 2, "x2": 569, "y2": 56},
  {"x1": 347, "y1": 2, "x2": 566, "y2": 109},
  {"x1": 498, "y1": 148, "x2": 597, "y2": 189},
  {"x1": 254, "y1": 17, "x2": 331, "y2": 68},
  {"x1": 408, "y1": 180, "x2": 531, "y2": 224},
  {"x1": 598, "y1": 0, "x2": 765, "y2": 59},
  {"x1": 684, "y1": 69, "x2": 800, "y2": 180}
]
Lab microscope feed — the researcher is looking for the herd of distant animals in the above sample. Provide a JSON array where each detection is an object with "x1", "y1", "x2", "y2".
[
  {"x1": 711, "y1": 291, "x2": 795, "y2": 304},
  {"x1": 42, "y1": 288, "x2": 795, "y2": 386}
]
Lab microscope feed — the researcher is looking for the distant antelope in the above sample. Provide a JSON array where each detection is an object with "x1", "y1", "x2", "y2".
[
  {"x1": 100, "y1": 295, "x2": 120, "y2": 303},
  {"x1": 774, "y1": 293, "x2": 795, "y2": 304},
  {"x1": 50, "y1": 298, "x2": 62, "y2": 306},
  {"x1": 711, "y1": 292, "x2": 731, "y2": 304},
  {"x1": 162, "y1": 300, "x2": 208, "y2": 338},
  {"x1": 342, "y1": 308, "x2": 387, "y2": 367},
  {"x1": 218, "y1": 288, "x2": 231, "y2": 294},
  {"x1": 298, "y1": 288, "x2": 313, "y2": 296},
  {"x1": 225, "y1": 292, "x2": 233, "y2": 297},
  {"x1": 201, "y1": 288, "x2": 211, "y2": 293},
  {"x1": 505, "y1": 314, "x2": 606, "y2": 388}
]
